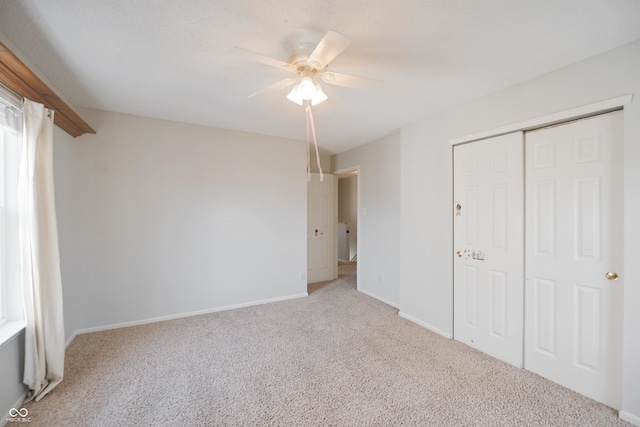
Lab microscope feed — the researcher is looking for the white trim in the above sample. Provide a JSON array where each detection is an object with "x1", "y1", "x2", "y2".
[
  {"x1": 0, "y1": 83, "x2": 22, "y2": 109},
  {"x1": 358, "y1": 288, "x2": 399, "y2": 309},
  {"x1": 398, "y1": 311, "x2": 453, "y2": 339},
  {"x1": 0, "y1": 320, "x2": 25, "y2": 349},
  {"x1": 449, "y1": 94, "x2": 633, "y2": 146},
  {"x1": 66, "y1": 293, "x2": 308, "y2": 343},
  {"x1": 332, "y1": 166, "x2": 360, "y2": 176},
  {"x1": 620, "y1": 410, "x2": 640, "y2": 426},
  {"x1": 65, "y1": 330, "x2": 79, "y2": 348}
]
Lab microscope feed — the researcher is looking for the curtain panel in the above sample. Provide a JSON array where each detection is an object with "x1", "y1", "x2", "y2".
[{"x1": 19, "y1": 99, "x2": 65, "y2": 401}]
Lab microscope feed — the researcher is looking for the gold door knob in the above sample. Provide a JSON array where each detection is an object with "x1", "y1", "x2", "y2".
[
  {"x1": 605, "y1": 272, "x2": 619, "y2": 281},
  {"x1": 456, "y1": 251, "x2": 463, "y2": 258}
]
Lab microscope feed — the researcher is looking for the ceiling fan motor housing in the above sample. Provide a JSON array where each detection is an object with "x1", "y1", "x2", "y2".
[{"x1": 288, "y1": 41, "x2": 324, "y2": 72}]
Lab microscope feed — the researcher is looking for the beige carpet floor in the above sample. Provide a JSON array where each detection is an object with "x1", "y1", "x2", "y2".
[{"x1": 22, "y1": 263, "x2": 629, "y2": 426}]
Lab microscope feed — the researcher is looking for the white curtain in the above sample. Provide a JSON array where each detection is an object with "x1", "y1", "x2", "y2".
[{"x1": 19, "y1": 99, "x2": 65, "y2": 401}]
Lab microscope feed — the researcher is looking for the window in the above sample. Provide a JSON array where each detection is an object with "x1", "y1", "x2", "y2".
[{"x1": 0, "y1": 85, "x2": 22, "y2": 332}]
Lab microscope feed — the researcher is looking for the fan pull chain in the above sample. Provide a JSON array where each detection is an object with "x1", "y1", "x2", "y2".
[
  {"x1": 305, "y1": 105, "x2": 324, "y2": 182},
  {"x1": 305, "y1": 106, "x2": 312, "y2": 181}
]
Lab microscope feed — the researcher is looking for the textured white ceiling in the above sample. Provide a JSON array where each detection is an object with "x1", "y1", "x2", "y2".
[{"x1": 0, "y1": 0, "x2": 638, "y2": 153}]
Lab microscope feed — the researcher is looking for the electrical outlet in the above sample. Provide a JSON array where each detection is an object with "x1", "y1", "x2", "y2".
[{"x1": 300, "y1": 272, "x2": 306, "y2": 280}]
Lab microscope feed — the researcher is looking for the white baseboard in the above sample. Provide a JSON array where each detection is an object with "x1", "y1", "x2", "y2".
[
  {"x1": 66, "y1": 292, "x2": 309, "y2": 345},
  {"x1": 357, "y1": 287, "x2": 399, "y2": 309},
  {"x1": 65, "y1": 330, "x2": 79, "y2": 348},
  {"x1": 620, "y1": 410, "x2": 640, "y2": 426},
  {"x1": 2, "y1": 393, "x2": 28, "y2": 425},
  {"x1": 398, "y1": 311, "x2": 453, "y2": 339}
]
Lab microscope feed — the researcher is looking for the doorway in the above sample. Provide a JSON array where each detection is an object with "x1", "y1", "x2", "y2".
[{"x1": 335, "y1": 167, "x2": 359, "y2": 287}]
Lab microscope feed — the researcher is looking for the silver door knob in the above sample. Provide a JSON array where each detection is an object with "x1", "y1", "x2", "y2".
[{"x1": 605, "y1": 272, "x2": 619, "y2": 281}]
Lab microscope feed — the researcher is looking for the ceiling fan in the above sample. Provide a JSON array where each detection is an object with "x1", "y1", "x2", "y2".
[{"x1": 236, "y1": 30, "x2": 381, "y2": 106}]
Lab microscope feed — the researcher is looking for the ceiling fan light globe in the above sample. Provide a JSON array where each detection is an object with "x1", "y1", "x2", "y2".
[
  {"x1": 311, "y1": 93, "x2": 327, "y2": 106},
  {"x1": 311, "y1": 82, "x2": 328, "y2": 106},
  {"x1": 285, "y1": 77, "x2": 329, "y2": 106},
  {"x1": 299, "y1": 77, "x2": 316, "y2": 99},
  {"x1": 286, "y1": 85, "x2": 304, "y2": 105}
]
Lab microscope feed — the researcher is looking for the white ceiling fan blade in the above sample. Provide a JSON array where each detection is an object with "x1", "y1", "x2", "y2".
[
  {"x1": 248, "y1": 77, "x2": 297, "y2": 98},
  {"x1": 234, "y1": 47, "x2": 294, "y2": 72},
  {"x1": 307, "y1": 30, "x2": 351, "y2": 69},
  {"x1": 321, "y1": 71, "x2": 383, "y2": 89}
]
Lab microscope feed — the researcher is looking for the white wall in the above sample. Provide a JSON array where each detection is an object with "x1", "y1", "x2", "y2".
[
  {"x1": 338, "y1": 175, "x2": 357, "y2": 260},
  {"x1": 54, "y1": 109, "x2": 308, "y2": 335},
  {"x1": 399, "y1": 40, "x2": 640, "y2": 422},
  {"x1": 52, "y1": 126, "x2": 81, "y2": 340},
  {"x1": 332, "y1": 131, "x2": 401, "y2": 307},
  {"x1": 0, "y1": 332, "x2": 25, "y2": 420}
]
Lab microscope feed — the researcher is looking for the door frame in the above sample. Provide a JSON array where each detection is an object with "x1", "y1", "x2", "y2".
[{"x1": 334, "y1": 165, "x2": 361, "y2": 291}]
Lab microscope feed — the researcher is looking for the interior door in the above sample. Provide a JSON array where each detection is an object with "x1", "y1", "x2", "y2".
[
  {"x1": 453, "y1": 132, "x2": 524, "y2": 367},
  {"x1": 525, "y1": 111, "x2": 623, "y2": 409},
  {"x1": 307, "y1": 173, "x2": 337, "y2": 283}
]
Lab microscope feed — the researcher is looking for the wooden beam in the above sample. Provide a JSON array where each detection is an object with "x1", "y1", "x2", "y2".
[{"x1": 0, "y1": 41, "x2": 95, "y2": 138}]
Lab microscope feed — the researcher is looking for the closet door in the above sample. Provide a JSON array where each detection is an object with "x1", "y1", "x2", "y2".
[
  {"x1": 525, "y1": 111, "x2": 623, "y2": 409},
  {"x1": 453, "y1": 132, "x2": 524, "y2": 367}
]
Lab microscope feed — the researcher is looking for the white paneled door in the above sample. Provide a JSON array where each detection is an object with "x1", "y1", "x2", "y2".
[
  {"x1": 525, "y1": 112, "x2": 623, "y2": 409},
  {"x1": 307, "y1": 173, "x2": 337, "y2": 284},
  {"x1": 453, "y1": 132, "x2": 524, "y2": 368}
]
